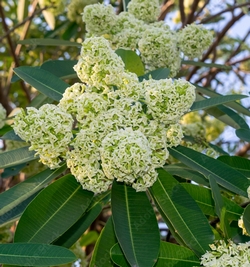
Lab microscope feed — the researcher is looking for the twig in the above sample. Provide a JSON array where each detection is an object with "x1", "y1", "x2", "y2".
[
  {"x1": 158, "y1": 0, "x2": 175, "y2": 21},
  {"x1": 184, "y1": 0, "x2": 200, "y2": 25},
  {"x1": 179, "y1": 0, "x2": 186, "y2": 26}
]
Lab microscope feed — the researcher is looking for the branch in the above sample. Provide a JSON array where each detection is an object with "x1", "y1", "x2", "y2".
[
  {"x1": 179, "y1": 0, "x2": 186, "y2": 26},
  {"x1": 158, "y1": 0, "x2": 175, "y2": 21},
  {"x1": 184, "y1": 0, "x2": 200, "y2": 25},
  {"x1": 196, "y1": 0, "x2": 210, "y2": 17}
]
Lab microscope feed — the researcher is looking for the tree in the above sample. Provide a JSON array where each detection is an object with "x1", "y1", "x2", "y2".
[{"x1": 0, "y1": 0, "x2": 250, "y2": 266}]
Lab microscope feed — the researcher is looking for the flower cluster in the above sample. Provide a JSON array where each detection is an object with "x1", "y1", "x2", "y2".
[
  {"x1": 81, "y1": 0, "x2": 213, "y2": 76},
  {"x1": 13, "y1": 36, "x2": 196, "y2": 193},
  {"x1": 200, "y1": 240, "x2": 250, "y2": 266},
  {"x1": 0, "y1": 103, "x2": 6, "y2": 129}
]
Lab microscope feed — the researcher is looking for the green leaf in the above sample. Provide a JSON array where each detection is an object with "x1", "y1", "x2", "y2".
[
  {"x1": 28, "y1": 93, "x2": 54, "y2": 108},
  {"x1": 111, "y1": 181, "x2": 160, "y2": 267},
  {"x1": 110, "y1": 243, "x2": 130, "y2": 267},
  {"x1": 53, "y1": 203, "x2": 102, "y2": 248},
  {"x1": 139, "y1": 68, "x2": 170, "y2": 82},
  {"x1": 17, "y1": 0, "x2": 28, "y2": 22},
  {"x1": 182, "y1": 60, "x2": 232, "y2": 70},
  {"x1": 13, "y1": 66, "x2": 69, "y2": 101},
  {"x1": 89, "y1": 217, "x2": 117, "y2": 267},
  {"x1": 191, "y1": 95, "x2": 247, "y2": 111},
  {"x1": 0, "y1": 192, "x2": 40, "y2": 227},
  {"x1": 194, "y1": 84, "x2": 250, "y2": 117},
  {"x1": 1, "y1": 163, "x2": 27, "y2": 178},
  {"x1": 149, "y1": 169, "x2": 214, "y2": 257},
  {"x1": 18, "y1": 38, "x2": 80, "y2": 47},
  {"x1": 169, "y1": 145, "x2": 250, "y2": 197},
  {"x1": 243, "y1": 205, "x2": 250, "y2": 236},
  {"x1": 0, "y1": 125, "x2": 13, "y2": 136},
  {"x1": 115, "y1": 49, "x2": 144, "y2": 76},
  {"x1": 218, "y1": 156, "x2": 250, "y2": 177},
  {"x1": 40, "y1": 60, "x2": 78, "y2": 80},
  {"x1": 0, "y1": 147, "x2": 36, "y2": 169},
  {"x1": 0, "y1": 243, "x2": 76, "y2": 266},
  {"x1": 80, "y1": 231, "x2": 99, "y2": 247},
  {"x1": 230, "y1": 221, "x2": 250, "y2": 244},
  {"x1": 14, "y1": 174, "x2": 94, "y2": 243},
  {"x1": 122, "y1": 0, "x2": 131, "y2": 11},
  {"x1": 155, "y1": 241, "x2": 200, "y2": 267},
  {"x1": 236, "y1": 128, "x2": 250, "y2": 142},
  {"x1": 1, "y1": 130, "x2": 23, "y2": 141},
  {"x1": 0, "y1": 165, "x2": 66, "y2": 217},
  {"x1": 164, "y1": 163, "x2": 209, "y2": 186},
  {"x1": 181, "y1": 183, "x2": 243, "y2": 221}
]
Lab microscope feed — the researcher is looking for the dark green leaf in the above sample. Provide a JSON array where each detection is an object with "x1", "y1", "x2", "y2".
[
  {"x1": 14, "y1": 174, "x2": 94, "y2": 243},
  {"x1": 110, "y1": 243, "x2": 130, "y2": 267},
  {"x1": 115, "y1": 49, "x2": 144, "y2": 76},
  {"x1": 149, "y1": 169, "x2": 214, "y2": 257},
  {"x1": 0, "y1": 165, "x2": 66, "y2": 218},
  {"x1": 243, "y1": 205, "x2": 250, "y2": 236},
  {"x1": 89, "y1": 217, "x2": 117, "y2": 267},
  {"x1": 218, "y1": 156, "x2": 250, "y2": 177},
  {"x1": 230, "y1": 221, "x2": 250, "y2": 244},
  {"x1": 1, "y1": 163, "x2": 27, "y2": 179},
  {"x1": 18, "y1": 38, "x2": 80, "y2": 47},
  {"x1": 236, "y1": 128, "x2": 250, "y2": 142},
  {"x1": 0, "y1": 243, "x2": 76, "y2": 266},
  {"x1": 169, "y1": 145, "x2": 250, "y2": 197},
  {"x1": 28, "y1": 93, "x2": 54, "y2": 108},
  {"x1": 0, "y1": 147, "x2": 36, "y2": 169},
  {"x1": 13, "y1": 66, "x2": 69, "y2": 101},
  {"x1": 191, "y1": 95, "x2": 247, "y2": 111},
  {"x1": 139, "y1": 68, "x2": 170, "y2": 82},
  {"x1": 1, "y1": 130, "x2": 23, "y2": 141},
  {"x1": 182, "y1": 60, "x2": 232, "y2": 70},
  {"x1": 111, "y1": 181, "x2": 160, "y2": 267},
  {"x1": 0, "y1": 125, "x2": 13, "y2": 136}
]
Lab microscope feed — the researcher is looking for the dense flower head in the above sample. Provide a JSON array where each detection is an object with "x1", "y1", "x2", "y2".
[
  {"x1": 177, "y1": 24, "x2": 213, "y2": 58},
  {"x1": 200, "y1": 240, "x2": 250, "y2": 266},
  {"x1": 13, "y1": 104, "x2": 73, "y2": 169},
  {"x1": 67, "y1": 0, "x2": 98, "y2": 24},
  {"x1": 0, "y1": 103, "x2": 6, "y2": 129},
  {"x1": 138, "y1": 28, "x2": 181, "y2": 76},
  {"x1": 127, "y1": 0, "x2": 161, "y2": 23},
  {"x1": 82, "y1": 3, "x2": 117, "y2": 36},
  {"x1": 143, "y1": 78, "x2": 196, "y2": 124}
]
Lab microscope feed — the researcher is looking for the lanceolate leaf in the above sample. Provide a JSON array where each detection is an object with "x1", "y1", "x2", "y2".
[
  {"x1": 13, "y1": 66, "x2": 69, "y2": 101},
  {"x1": 110, "y1": 243, "x2": 131, "y2": 267},
  {"x1": 149, "y1": 169, "x2": 214, "y2": 257},
  {"x1": 139, "y1": 68, "x2": 170, "y2": 82},
  {"x1": 0, "y1": 165, "x2": 66, "y2": 217},
  {"x1": 236, "y1": 128, "x2": 250, "y2": 142},
  {"x1": 155, "y1": 241, "x2": 200, "y2": 267},
  {"x1": 14, "y1": 174, "x2": 94, "y2": 244},
  {"x1": 169, "y1": 145, "x2": 250, "y2": 197},
  {"x1": 18, "y1": 38, "x2": 80, "y2": 47},
  {"x1": 0, "y1": 243, "x2": 76, "y2": 266},
  {"x1": 0, "y1": 146, "x2": 36, "y2": 169},
  {"x1": 1, "y1": 130, "x2": 23, "y2": 141},
  {"x1": 111, "y1": 181, "x2": 160, "y2": 267},
  {"x1": 89, "y1": 217, "x2": 117, "y2": 267},
  {"x1": 28, "y1": 93, "x2": 54, "y2": 109},
  {"x1": 243, "y1": 205, "x2": 250, "y2": 236},
  {"x1": 191, "y1": 95, "x2": 247, "y2": 111}
]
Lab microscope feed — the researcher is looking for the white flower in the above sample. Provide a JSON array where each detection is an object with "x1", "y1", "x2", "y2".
[
  {"x1": 82, "y1": 3, "x2": 117, "y2": 36},
  {"x1": 100, "y1": 128, "x2": 157, "y2": 191},
  {"x1": 138, "y1": 27, "x2": 181, "y2": 77},
  {"x1": 166, "y1": 123, "x2": 184, "y2": 148},
  {"x1": 127, "y1": 0, "x2": 161, "y2": 23},
  {"x1": 0, "y1": 103, "x2": 6, "y2": 129},
  {"x1": 177, "y1": 24, "x2": 213, "y2": 58},
  {"x1": 143, "y1": 78, "x2": 196, "y2": 124},
  {"x1": 13, "y1": 104, "x2": 73, "y2": 169}
]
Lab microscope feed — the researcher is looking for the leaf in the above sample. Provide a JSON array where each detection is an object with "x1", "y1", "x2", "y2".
[
  {"x1": 230, "y1": 221, "x2": 250, "y2": 244},
  {"x1": 17, "y1": 0, "x2": 28, "y2": 22},
  {"x1": 218, "y1": 156, "x2": 250, "y2": 177},
  {"x1": 1, "y1": 163, "x2": 27, "y2": 178},
  {"x1": 18, "y1": 38, "x2": 80, "y2": 47},
  {"x1": 28, "y1": 93, "x2": 54, "y2": 108},
  {"x1": 194, "y1": 84, "x2": 250, "y2": 117},
  {"x1": 0, "y1": 165, "x2": 66, "y2": 217},
  {"x1": 182, "y1": 60, "x2": 232, "y2": 70},
  {"x1": 181, "y1": 183, "x2": 243, "y2": 221},
  {"x1": 115, "y1": 49, "x2": 144, "y2": 76},
  {"x1": 110, "y1": 243, "x2": 130, "y2": 267},
  {"x1": 53, "y1": 203, "x2": 102, "y2": 248},
  {"x1": 40, "y1": 60, "x2": 78, "y2": 80},
  {"x1": 122, "y1": 0, "x2": 131, "y2": 11},
  {"x1": 89, "y1": 217, "x2": 117, "y2": 267},
  {"x1": 149, "y1": 169, "x2": 214, "y2": 257},
  {"x1": 0, "y1": 243, "x2": 76, "y2": 266},
  {"x1": 1, "y1": 130, "x2": 23, "y2": 141},
  {"x1": 0, "y1": 125, "x2": 13, "y2": 136},
  {"x1": 164, "y1": 163, "x2": 209, "y2": 186},
  {"x1": 243, "y1": 205, "x2": 250, "y2": 236},
  {"x1": 111, "y1": 181, "x2": 160, "y2": 267},
  {"x1": 155, "y1": 241, "x2": 200, "y2": 267},
  {"x1": 13, "y1": 66, "x2": 69, "y2": 101},
  {"x1": 191, "y1": 95, "x2": 247, "y2": 111},
  {"x1": 80, "y1": 231, "x2": 99, "y2": 247},
  {"x1": 236, "y1": 128, "x2": 250, "y2": 142},
  {"x1": 14, "y1": 174, "x2": 94, "y2": 244},
  {"x1": 0, "y1": 147, "x2": 36, "y2": 169},
  {"x1": 169, "y1": 145, "x2": 250, "y2": 197},
  {"x1": 139, "y1": 68, "x2": 170, "y2": 82}
]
